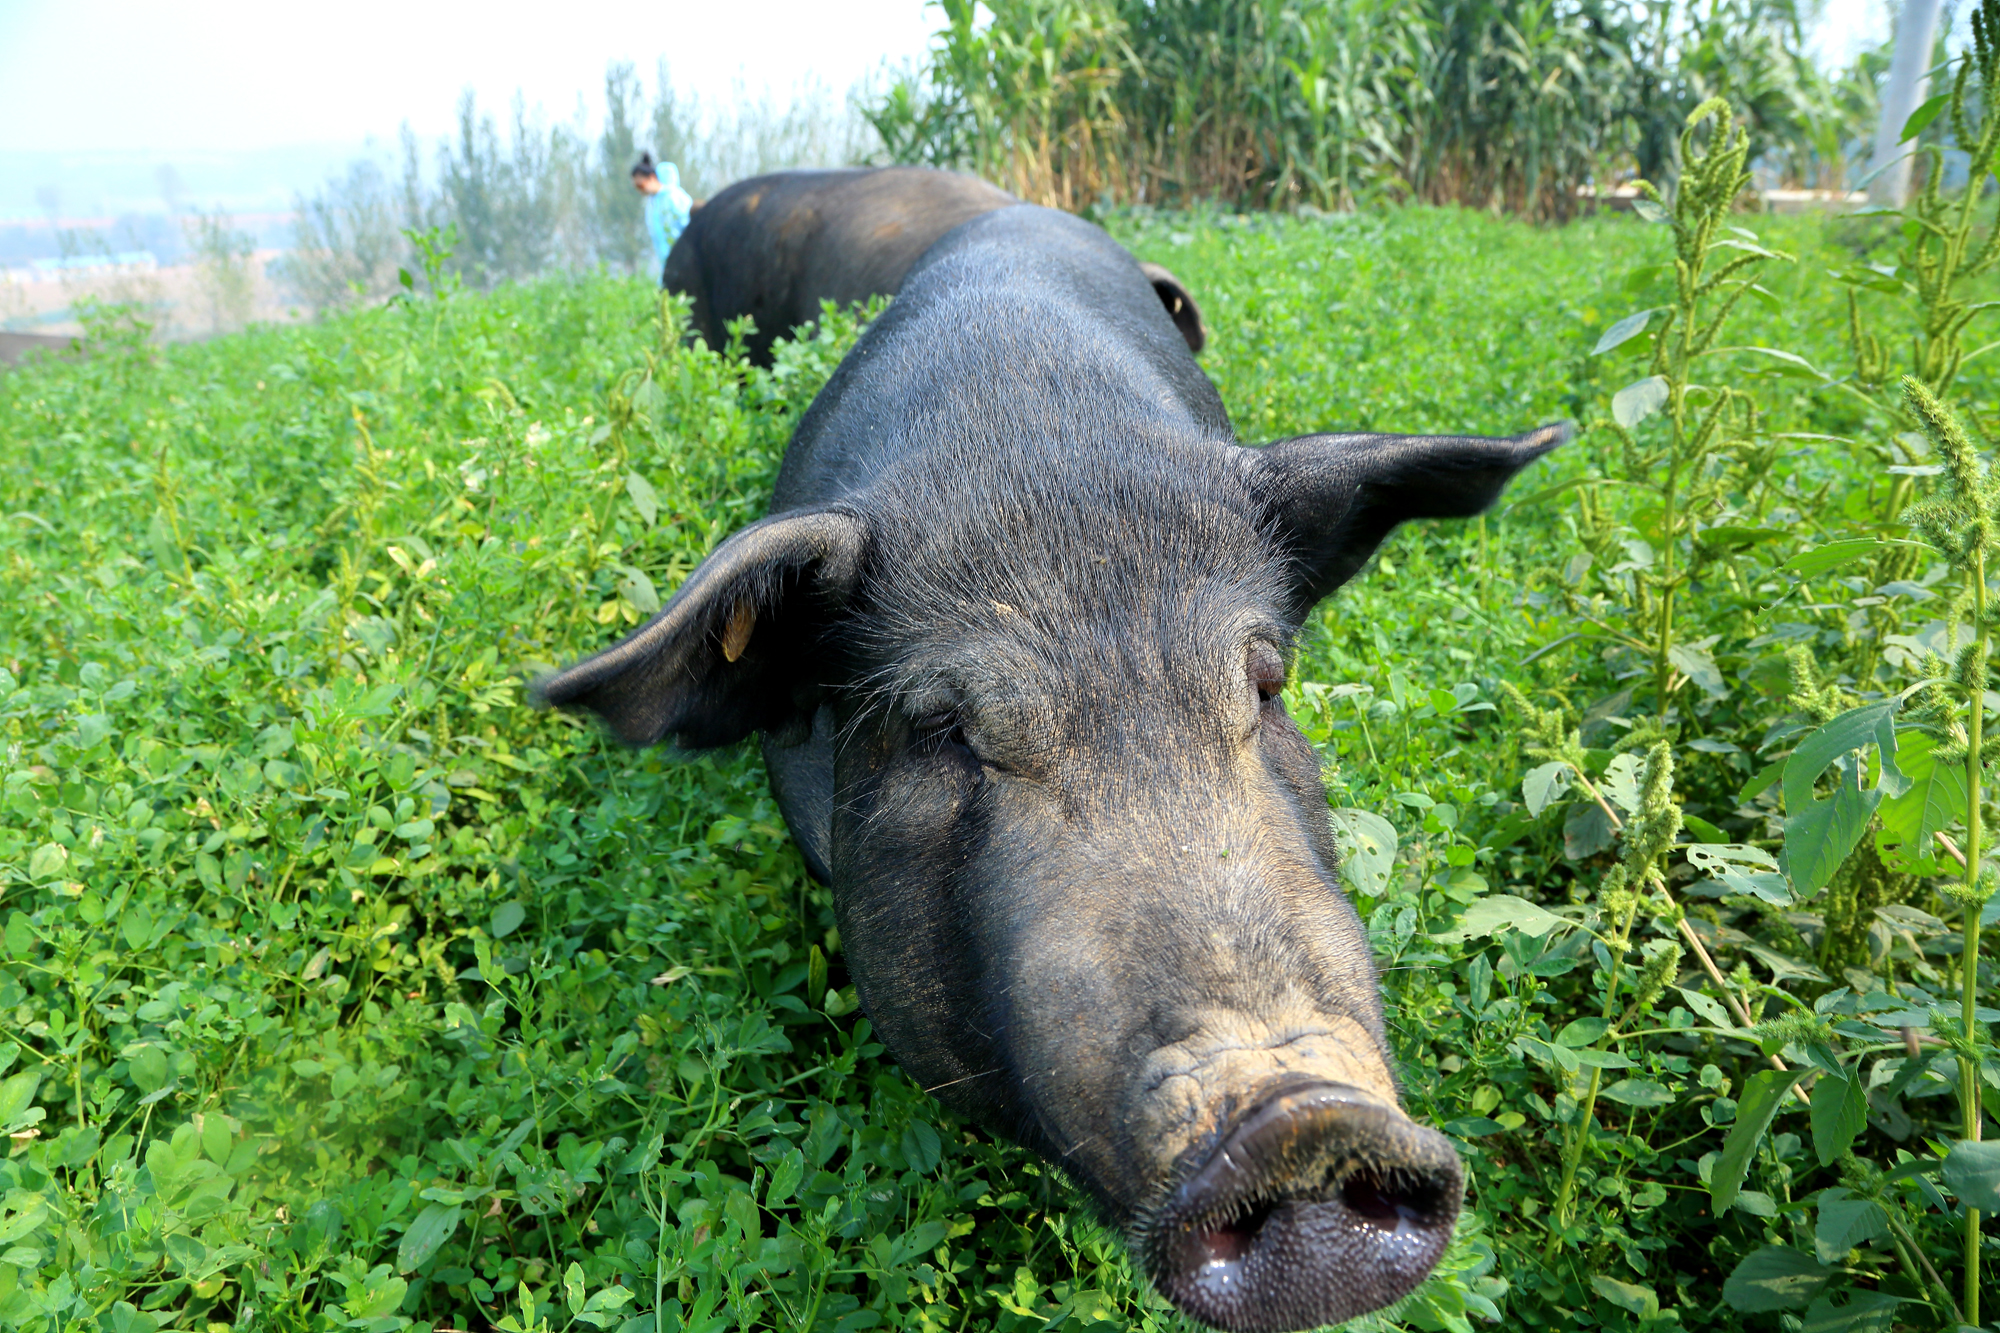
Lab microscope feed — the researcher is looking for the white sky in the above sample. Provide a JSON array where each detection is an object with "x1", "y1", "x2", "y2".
[
  {"x1": 0, "y1": 0, "x2": 1912, "y2": 221},
  {"x1": 1811, "y1": 0, "x2": 1893, "y2": 66},
  {"x1": 0, "y1": 0, "x2": 940, "y2": 154},
  {"x1": 0, "y1": 0, "x2": 1911, "y2": 156}
]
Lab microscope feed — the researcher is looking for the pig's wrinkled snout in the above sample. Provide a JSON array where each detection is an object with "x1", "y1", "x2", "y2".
[{"x1": 1147, "y1": 1083, "x2": 1463, "y2": 1333}]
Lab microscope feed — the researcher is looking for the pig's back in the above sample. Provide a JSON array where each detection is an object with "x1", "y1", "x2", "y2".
[{"x1": 772, "y1": 206, "x2": 1234, "y2": 512}]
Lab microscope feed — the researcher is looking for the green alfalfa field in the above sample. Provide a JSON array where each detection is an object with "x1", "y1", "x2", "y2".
[{"x1": 7, "y1": 185, "x2": 2000, "y2": 1333}]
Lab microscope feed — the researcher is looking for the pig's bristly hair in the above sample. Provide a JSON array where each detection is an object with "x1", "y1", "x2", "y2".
[{"x1": 832, "y1": 431, "x2": 1297, "y2": 733}]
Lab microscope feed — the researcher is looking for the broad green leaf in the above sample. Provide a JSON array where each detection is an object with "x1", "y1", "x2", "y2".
[
  {"x1": 1564, "y1": 798, "x2": 1616, "y2": 859},
  {"x1": 0, "y1": 1198, "x2": 48, "y2": 1246},
  {"x1": 1900, "y1": 90, "x2": 1949, "y2": 142},
  {"x1": 1781, "y1": 537, "x2": 1926, "y2": 579},
  {"x1": 27, "y1": 843, "x2": 67, "y2": 882},
  {"x1": 1570, "y1": 1047, "x2": 1634, "y2": 1069},
  {"x1": 1745, "y1": 943, "x2": 1830, "y2": 986},
  {"x1": 1783, "y1": 701, "x2": 1905, "y2": 811},
  {"x1": 1521, "y1": 1036, "x2": 1580, "y2": 1073},
  {"x1": 1589, "y1": 1275, "x2": 1658, "y2": 1318},
  {"x1": 631, "y1": 376, "x2": 667, "y2": 421},
  {"x1": 1667, "y1": 641, "x2": 1727, "y2": 697},
  {"x1": 1813, "y1": 1189, "x2": 1888, "y2": 1263},
  {"x1": 1734, "y1": 1189, "x2": 1779, "y2": 1217},
  {"x1": 1592, "y1": 308, "x2": 1656, "y2": 355},
  {"x1": 1632, "y1": 198, "x2": 1669, "y2": 223},
  {"x1": 902, "y1": 1120, "x2": 942, "y2": 1173},
  {"x1": 1686, "y1": 843, "x2": 1790, "y2": 905},
  {"x1": 1683, "y1": 812, "x2": 1728, "y2": 841},
  {"x1": 1327, "y1": 809, "x2": 1397, "y2": 896},
  {"x1": 1942, "y1": 1139, "x2": 2000, "y2": 1211},
  {"x1": 1800, "y1": 1291, "x2": 1901, "y2": 1333},
  {"x1": 1556, "y1": 1016, "x2": 1609, "y2": 1047},
  {"x1": 1600, "y1": 1078, "x2": 1677, "y2": 1107},
  {"x1": 1522, "y1": 761, "x2": 1571, "y2": 817},
  {"x1": 615, "y1": 564, "x2": 661, "y2": 615},
  {"x1": 766, "y1": 1146, "x2": 804, "y2": 1205},
  {"x1": 1809, "y1": 1073, "x2": 1868, "y2": 1166},
  {"x1": 490, "y1": 902, "x2": 526, "y2": 939},
  {"x1": 1876, "y1": 729, "x2": 1966, "y2": 872},
  {"x1": 1712, "y1": 1069, "x2": 1804, "y2": 1213},
  {"x1": 396, "y1": 1202, "x2": 461, "y2": 1273},
  {"x1": 1722, "y1": 1245, "x2": 1832, "y2": 1312},
  {"x1": 625, "y1": 470, "x2": 659, "y2": 526},
  {"x1": 1431, "y1": 894, "x2": 1567, "y2": 944},
  {"x1": 121, "y1": 904, "x2": 155, "y2": 951},
  {"x1": 1782, "y1": 753, "x2": 1884, "y2": 899},
  {"x1": 1696, "y1": 524, "x2": 1787, "y2": 554},
  {"x1": 201, "y1": 1112, "x2": 231, "y2": 1164},
  {"x1": 163, "y1": 1232, "x2": 208, "y2": 1274},
  {"x1": 1600, "y1": 751, "x2": 1644, "y2": 814},
  {"x1": 0, "y1": 1071, "x2": 41, "y2": 1130},
  {"x1": 1676, "y1": 986, "x2": 1733, "y2": 1027},
  {"x1": 1612, "y1": 375, "x2": 1668, "y2": 428},
  {"x1": 1740, "y1": 759, "x2": 1785, "y2": 802},
  {"x1": 566, "y1": 1260, "x2": 587, "y2": 1314},
  {"x1": 129, "y1": 1044, "x2": 169, "y2": 1094}
]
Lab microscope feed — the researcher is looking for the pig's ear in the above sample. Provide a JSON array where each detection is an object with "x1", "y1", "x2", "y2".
[
  {"x1": 535, "y1": 509, "x2": 866, "y2": 748},
  {"x1": 1139, "y1": 261, "x2": 1207, "y2": 353},
  {"x1": 1253, "y1": 423, "x2": 1568, "y2": 612}
]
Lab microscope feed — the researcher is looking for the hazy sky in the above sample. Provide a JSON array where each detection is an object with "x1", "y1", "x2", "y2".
[
  {"x1": 0, "y1": 0, "x2": 1904, "y2": 157},
  {"x1": 0, "y1": 0, "x2": 938, "y2": 154},
  {"x1": 0, "y1": 0, "x2": 1906, "y2": 222}
]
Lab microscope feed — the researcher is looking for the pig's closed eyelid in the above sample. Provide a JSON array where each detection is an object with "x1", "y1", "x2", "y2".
[{"x1": 1246, "y1": 643, "x2": 1287, "y2": 701}]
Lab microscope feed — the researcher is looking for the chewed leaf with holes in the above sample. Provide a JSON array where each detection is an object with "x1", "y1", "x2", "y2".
[
  {"x1": 1327, "y1": 809, "x2": 1398, "y2": 896},
  {"x1": 1432, "y1": 894, "x2": 1570, "y2": 943},
  {"x1": 1685, "y1": 843, "x2": 1790, "y2": 905}
]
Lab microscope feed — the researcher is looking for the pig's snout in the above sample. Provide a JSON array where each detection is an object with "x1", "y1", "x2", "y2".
[{"x1": 1146, "y1": 1083, "x2": 1463, "y2": 1333}]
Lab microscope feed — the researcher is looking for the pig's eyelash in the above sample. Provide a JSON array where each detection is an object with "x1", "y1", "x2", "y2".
[{"x1": 915, "y1": 710, "x2": 973, "y2": 756}]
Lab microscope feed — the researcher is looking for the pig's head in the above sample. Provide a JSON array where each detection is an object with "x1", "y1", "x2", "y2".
[{"x1": 539, "y1": 424, "x2": 1562, "y2": 1332}]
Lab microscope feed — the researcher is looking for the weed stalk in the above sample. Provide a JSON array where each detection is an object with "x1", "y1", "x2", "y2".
[
  {"x1": 1901, "y1": 374, "x2": 1998, "y2": 1320},
  {"x1": 1549, "y1": 742, "x2": 1683, "y2": 1245},
  {"x1": 1626, "y1": 99, "x2": 1781, "y2": 721}
]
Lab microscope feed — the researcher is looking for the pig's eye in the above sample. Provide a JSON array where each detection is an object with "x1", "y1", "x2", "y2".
[
  {"x1": 916, "y1": 711, "x2": 973, "y2": 755},
  {"x1": 1248, "y1": 644, "x2": 1285, "y2": 704}
]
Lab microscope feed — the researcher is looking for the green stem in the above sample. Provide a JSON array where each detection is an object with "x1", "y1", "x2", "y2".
[
  {"x1": 1886, "y1": 1212, "x2": 1964, "y2": 1323},
  {"x1": 1656, "y1": 397, "x2": 1683, "y2": 721},
  {"x1": 1548, "y1": 1063, "x2": 1603, "y2": 1250},
  {"x1": 1964, "y1": 545, "x2": 1988, "y2": 1326},
  {"x1": 1549, "y1": 901, "x2": 1641, "y2": 1247}
]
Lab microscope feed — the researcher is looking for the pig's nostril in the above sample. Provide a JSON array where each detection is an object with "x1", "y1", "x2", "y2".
[
  {"x1": 1339, "y1": 1166, "x2": 1446, "y2": 1231},
  {"x1": 1198, "y1": 1202, "x2": 1271, "y2": 1266},
  {"x1": 1340, "y1": 1168, "x2": 1406, "y2": 1228}
]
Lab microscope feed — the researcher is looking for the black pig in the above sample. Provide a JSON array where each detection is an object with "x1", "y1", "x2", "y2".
[
  {"x1": 664, "y1": 166, "x2": 1206, "y2": 364},
  {"x1": 543, "y1": 203, "x2": 1561, "y2": 1332}
]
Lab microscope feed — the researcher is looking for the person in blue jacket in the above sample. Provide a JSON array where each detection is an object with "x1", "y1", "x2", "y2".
[{"x1": 631, "y1": 150, "x2": 692, "y2": 282}]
